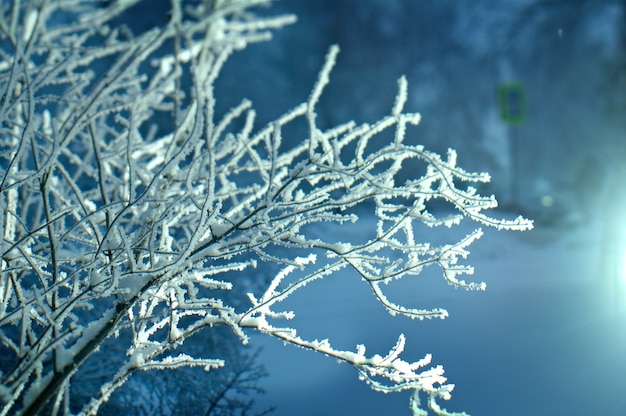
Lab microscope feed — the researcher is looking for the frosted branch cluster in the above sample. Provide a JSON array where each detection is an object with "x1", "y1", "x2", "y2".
[{"x1": 0, "y1": 1, "x2": 531, "y2": 415}]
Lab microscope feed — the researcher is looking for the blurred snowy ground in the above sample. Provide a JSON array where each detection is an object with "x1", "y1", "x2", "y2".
[{"x1": 250, "y1": 213, "x2": 626, "y2": 415}]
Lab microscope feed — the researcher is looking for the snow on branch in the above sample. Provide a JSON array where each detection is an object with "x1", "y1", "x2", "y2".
[{"x1": 0, "y1": 1, "x2": 531, "y2": 415}]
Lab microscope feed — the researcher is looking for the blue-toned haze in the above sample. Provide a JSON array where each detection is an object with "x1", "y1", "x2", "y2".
[{"x1": 0, "y1": 1, "x2": 624, "y2": 415}]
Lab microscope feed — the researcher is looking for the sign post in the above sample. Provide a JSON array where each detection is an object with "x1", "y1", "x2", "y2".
[
  {"x1": 498, "y1": 82, "x2": 527, "y2": 125},
  {"x1": 497, "y1": 82, "x2": 526, "y2": 208}
]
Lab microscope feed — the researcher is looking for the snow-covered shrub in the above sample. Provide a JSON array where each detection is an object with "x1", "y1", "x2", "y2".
[{"x1": 0, "y1": 1, "x2": 532, "y2": 415}]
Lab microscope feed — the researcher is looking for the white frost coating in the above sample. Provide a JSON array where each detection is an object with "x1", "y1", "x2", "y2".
[
  {"x1": 295, "y1": 253, "x2": 316, "y2": 266},
  {"x1": 42, "y1": 110, "x2": 52, "y2": 137},
  {"x1": 142, "y1": 354, "x2": 224, "y2": 372},
  {"x1": 261, "y1": 254, "x2": 316, "y2": 303},
  {"x1": 83, "y1": 198, "x2": 96, "y2": 212},
  {"x1": 309, "y1": 45, "x2": 339, "y2": 110},
  {"x1": 3, "y1": 187, "x2": 17, "y2": 242},
  {"x1": 155, "y1": 42, "x2": 203, "y2": 79},
  {"x1": 22, "y1": 9, "x2": 38, "y2": 43},
  {"x1": 186, "y1": 271, "x2": 232, "y2": 291},
  {"x1": 62, "y1": 309, "x2": 117, "y2": 363},
  {"x1": 392, "y1": 76, "x2": 409, "y2": 117},
  {"x1": 22, "y1": 373, "x2": 53, "y2": 411},
  {"x1": 159, "y1": 223, "x2": 174, "y2": 252},
  {"x1": 329, "y1": 242, "x2": 352, "y2": 254}
]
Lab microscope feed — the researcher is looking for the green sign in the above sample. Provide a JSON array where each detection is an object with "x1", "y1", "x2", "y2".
[{"x1": 498, "y1": 82, "x2": 526, "y2": 124}]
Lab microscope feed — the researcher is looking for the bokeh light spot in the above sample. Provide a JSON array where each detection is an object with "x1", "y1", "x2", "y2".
[{"x1": 540, "y1": 195, "x2": 554, "y2": 207}]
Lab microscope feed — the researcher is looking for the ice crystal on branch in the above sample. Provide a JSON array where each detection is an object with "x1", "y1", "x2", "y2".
[{"x1": 0, "y1": 1, "x2": 531, "y2": 415}]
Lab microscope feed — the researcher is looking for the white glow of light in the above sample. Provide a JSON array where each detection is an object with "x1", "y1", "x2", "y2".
[
  {"x1": 540, "y1": 195, "x2": 554, "y2": 208},
  {"x1": 622, "y1": 248, "x2": 626, "y2": 284}
]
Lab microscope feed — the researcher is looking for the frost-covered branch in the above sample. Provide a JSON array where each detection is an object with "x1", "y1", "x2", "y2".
[{"x1": 0, "y1": 1, "x2": 530, "y2": 415}]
